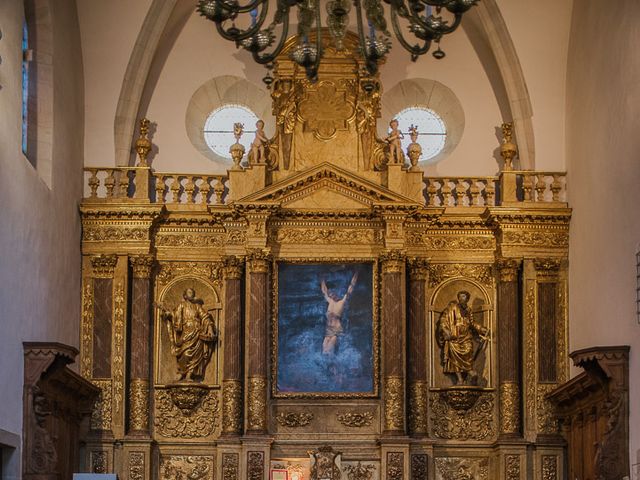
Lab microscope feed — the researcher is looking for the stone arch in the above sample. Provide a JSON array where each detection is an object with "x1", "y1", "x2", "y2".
[
  {"x1": 462, "y1": 0, "x2": 535, "y2": 169},
  {"x1": 114, "y1": 0, "x2": 536, "y2": 168}
]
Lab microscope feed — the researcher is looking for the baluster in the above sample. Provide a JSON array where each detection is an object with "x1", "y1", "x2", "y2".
[
  {"x1": 485, "y1": 179, "x2": 496, "y2": 206},
  {"x1": 441, "y1": 178, "x2": 452, "y2": 206},
  {"x1": 199, "y1": 177, "x2": 211, "y2": 205},
  {"x1": 213, "y1": 177, "x2": 225, "y2": 204},
  {"x1": 551, "y1": 174, "x2": 562, "y2": 202},
  {"x1": 535, "y1": 175, "x2": 547, "y2": 202},
  {"x1": 104, "y1": 170, "x2": 116, "y2": 198},
  {"x1": 170, "y1": 176, "x2": 181, "y2": 204},
  {"x1": 184, "y1": 176, "x2": 196, "y2": 204},
  {"x1": 470, "y1": 179, "x2": 481, "y2": 206},
  {"x1": 522, "y1": 174, "x2": 533, "y2": 201},
  {"x1": 154, "y1": 175, "x2": 166, "y2": 203},
  {"x1": 88, "y1": 170, "x2": 99, "y2": 198},
  {"x1": 118, "y1": 170, "x2": 130, "y2": 198},
  {"x1": 426, "y1": 178, "x2": 438, "y2": 207},
  {"x1": 456, "y1": 179, "x2": 467, "y2": 206}
]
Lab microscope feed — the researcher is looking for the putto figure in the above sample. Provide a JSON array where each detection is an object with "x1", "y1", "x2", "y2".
[
  {"x1": 436, "y1": 290, "x2": 489, "y2": 385},
  {"x1": 384, "y1": 118, "x2": 405, "y2": 164},
  {"x1": 320, "y1": 272, "x2": 358, "y2": 355},
  {"x1": 157, "y1": 288, "x2": 217, "y2": 382},
  {"x1": 250, "y1": 119, "x2": 269, "y2": 164}
]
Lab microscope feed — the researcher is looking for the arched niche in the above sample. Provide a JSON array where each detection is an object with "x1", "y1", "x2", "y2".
[{"x1": 429, "y1": 277, "x2": 494, "y2": 389}]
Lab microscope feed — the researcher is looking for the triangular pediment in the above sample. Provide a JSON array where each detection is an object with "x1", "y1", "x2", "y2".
[{"x1": 236, "y1": 163, "x2": 419, "y2": 211}]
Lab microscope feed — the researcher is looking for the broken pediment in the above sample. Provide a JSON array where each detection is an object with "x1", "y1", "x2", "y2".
[{"x1": 235, "y1": 163, "x2": 419, "y2": 212}]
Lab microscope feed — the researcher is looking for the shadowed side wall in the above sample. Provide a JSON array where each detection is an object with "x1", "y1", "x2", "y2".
[
  {"x1": 566, "y1": 0, "x2": 640, "y2": 467},
  {"x1": 0, "y1": 0, "x2": 84, "y2": 477}
]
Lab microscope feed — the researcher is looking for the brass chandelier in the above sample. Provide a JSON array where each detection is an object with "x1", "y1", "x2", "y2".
[{"x1": 197, "y1": 0, "x2": 478, "y2": 83}]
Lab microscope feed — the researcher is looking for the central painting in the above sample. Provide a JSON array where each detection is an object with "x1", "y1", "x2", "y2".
[{"x1": 273, "y1": 261, "x2": 378, "y2": 397}]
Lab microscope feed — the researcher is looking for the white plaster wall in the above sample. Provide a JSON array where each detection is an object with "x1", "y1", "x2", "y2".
[
  {"x1": 497, "y1": 0, "x2": 573, "y2": 171},
  {"x1": 0, "y1": 0, "x2": 84, "y2": 477},
  {"x1": 77, "y1": 0, "x2": 151, "y2": 166},
  {"x1": 566, "y1": 0, "x2": 640, "y2": 467}
]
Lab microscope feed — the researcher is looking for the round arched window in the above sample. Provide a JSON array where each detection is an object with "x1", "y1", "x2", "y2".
[
  {"x1": 204, "y1": 104, "x2": 259, "y2": 160},
  {"x1": 392, "y1": 107, "x2": 447, "y2": 162}
]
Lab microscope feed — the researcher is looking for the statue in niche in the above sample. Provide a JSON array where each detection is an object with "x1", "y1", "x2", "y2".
[
  {"x1": 384, "y1": 118, "x2": 405, "y2": 164},
  {"x1": 273, "y1": 79, "x2": 297, "y2": 169},
  {"x1": 436, "y1": 290, "x2": 490, "y2": 385},
  {"x1": 157, "y1": 288, "x2": 217, "y2": 382},
  {"x1": 250, "y1": 119, "x2": 269, "y2": 164}
]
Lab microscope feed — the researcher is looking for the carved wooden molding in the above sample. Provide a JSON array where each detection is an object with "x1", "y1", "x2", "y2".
[
  {"x1": 547, "y1": 345, "x2": 630, "y2": 480},
  {"x1": 23, "y1": 342, "x2": 99, "y2": 479}
]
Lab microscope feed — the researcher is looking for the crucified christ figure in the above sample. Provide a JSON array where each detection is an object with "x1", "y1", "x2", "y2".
[{"x1": 320, "y1": 272, "x2": 358, "y2": 355}]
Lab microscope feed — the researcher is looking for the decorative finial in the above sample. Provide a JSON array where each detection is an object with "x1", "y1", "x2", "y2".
[
  {"x1": 229, "y1": 122, "x2": 245, "y2": 170},
  {"x1": 406, "y1": 124, "x2": 422, "y2": 171},
  {"x1": 500, "y1": 122, "x2": 518, "y2": 171},
  {"x1": 135, "y1": 118, "x2": 152, "y2": 167}
]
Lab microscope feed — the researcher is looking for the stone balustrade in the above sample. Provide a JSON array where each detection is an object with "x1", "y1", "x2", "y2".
[
  {"x1": 83, "y1": 167, "x2": 229, "y2": 205},
  {"x1": 83, "y1": 166, "x2": 566, "y2": 208},
  {"x1": 423, "y1": 176, "x2": 498, "y2": 207}
]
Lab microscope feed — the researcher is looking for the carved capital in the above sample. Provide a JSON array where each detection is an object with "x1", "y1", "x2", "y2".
[
  {"x1": 247, "y1": 250, "x2": 271, "y2": 274},
  {"x1": 408, "y1": 258, "x2": 429, "y2": 281},
  {"x1": 533, "y1": 258, "x2": 561, "y2": 278},
  {"x1": 380, "y1": 250, "x2": 405, "y2": 274},
  {"x1": 91, "y1": 254, "x2": 118, "y2": 278},
  {"x1": 496, "y1": 258, "x2": 521, "y2": 282},
  {"x1": 223, "y1": 256, "x2": 244, "y2": 280},
  {"x1": 130, "y1": 254, "x2": 155, "y2": 279},
  {"x1": 129, "y1": 378, "x2": 149, "y2": 432},
  {"x1": 221, "y1": 379, "x2": 243, "y2": 435}
]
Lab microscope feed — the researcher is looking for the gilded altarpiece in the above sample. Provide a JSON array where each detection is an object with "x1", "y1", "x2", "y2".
[{"x1": 79, "y1": 32, "x2": 571, "y2": 480}]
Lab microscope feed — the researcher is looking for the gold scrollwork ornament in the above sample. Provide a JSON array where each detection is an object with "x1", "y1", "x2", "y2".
[
  {"x1": 336, "y1": 411, "x2": 374, "y2": 427},
  {"x1": 129, "y1": 379, "x2": 149, "y2": 431},
  {"x1": 499, "y1": 382, "x2": 520, "y2": 435},
  {"x1": 222, "y1": 380, "x2": 243, "y2": 434},
  {"x1": 247, "y1": 377, "x2": 267, "y2": 431},
  {"x1": 384, "y1": 377, "x2": 404, "y2": 431},
  {"x1": 275, "y1": 411, "x2": 314, "y2": 427}
]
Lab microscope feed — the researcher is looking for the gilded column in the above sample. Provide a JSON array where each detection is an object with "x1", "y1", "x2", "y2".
[
  {"x1": 222, "y1": 256, "x2": 244, "y2": 436},
  {"x1": 407, "y1": 258, "x2": 428, "y2": 436},
  {"x1": 381, "y1": 250, "x2": 405, "y2": 435},
  {"x1": 497, "y1": 258, "x2": 521, "y2": 437},
  {"x1": 89, "y1": 254, "x2": 118, "y2": 432},
  {"x1": 246, "y1": 250, "x2": 270, "y2": 434},
  {"x1": 534, "y1": 258, "x2": 562, "y2": 438},
  {"x1": 127, "y1": 254, "x2": 154, "y2": 435}
]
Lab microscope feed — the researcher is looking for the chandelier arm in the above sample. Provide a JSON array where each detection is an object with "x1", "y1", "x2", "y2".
[
  {"x1": 308, "y1": 0, "x2": 323, "y2": 78},
  {"x1": 390, "y1": 5, "x2": 433, "y2": 57},
  {"x1": 354, "y1": 0, "x2": 368, "y2": 60},
  {"x1": 251, "y1": 6, "x2": 291, "y2": 64},
  {"x1": 232, "y1": 0, "x2": 267, "y2": 14},
  {"x1": 402, "y1": 4, "x2": 463, "y2": 36},
  {"x1": 213, "y1": 1, "x2": 269, "y2": 42}
]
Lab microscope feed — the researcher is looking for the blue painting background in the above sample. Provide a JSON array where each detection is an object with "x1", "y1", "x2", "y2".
[{"x1": 277, "y1": 263, "x2": 374, "y2": 394}]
